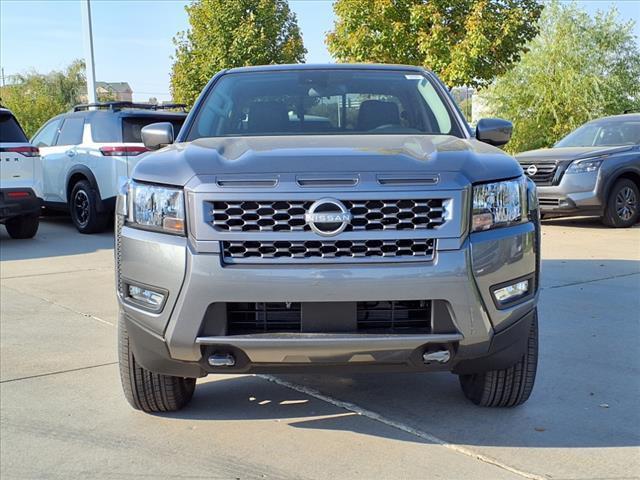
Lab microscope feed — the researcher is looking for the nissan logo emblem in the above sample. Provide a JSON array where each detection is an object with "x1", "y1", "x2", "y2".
[
  {"x1": 526, "y1": 164, "x2": 538, "y2": 176},
  {"x1": 305, "y1": 198, "x2": 352, "y2": 237}
]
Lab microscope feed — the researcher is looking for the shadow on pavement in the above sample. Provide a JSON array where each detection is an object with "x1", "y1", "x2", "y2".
[
  {"x1": 542, "y1": 215, "x2": 640, "y2": 229},
  {"x1": 0, "y1": 216, "x2": 114, "y2": 261}
]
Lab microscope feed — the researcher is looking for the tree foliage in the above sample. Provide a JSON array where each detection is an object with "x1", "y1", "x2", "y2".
[
  {"x1": 484, "y1": 1, "x2": 640, "y2": 153},
  {"x1": 0, "y1": 60, "x2": 88, "y2": 138},
  {"x1": 170, "y1": 0, "x2": 306, "y2": 106},
  {"x1": 326, "y1": 0, "x2": 543, "y2": 88}
]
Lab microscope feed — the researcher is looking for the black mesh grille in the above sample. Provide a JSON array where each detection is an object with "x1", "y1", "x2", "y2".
[
  {"x1": 227, "y1": 302, "x2": 302, "y2": 335},
  {"x1": 357, "y1": 300, "x2": 431, "y2": 333},
  {"x1": 225, "y1": 301, "x2": 431, "y2": 335}
]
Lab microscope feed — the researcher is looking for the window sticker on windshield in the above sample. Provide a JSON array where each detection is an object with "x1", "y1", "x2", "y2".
[{"x1": 405, "y1": 74, "x2": 423, "y2": 80}]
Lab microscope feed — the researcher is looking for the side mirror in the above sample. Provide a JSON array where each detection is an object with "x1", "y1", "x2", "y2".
[
  {"x1": 141, "y1": 122, "x2": 174, "y2": 150},
  {"x1": 476, "y1": 118, "x2": 513, "y2": 147}
]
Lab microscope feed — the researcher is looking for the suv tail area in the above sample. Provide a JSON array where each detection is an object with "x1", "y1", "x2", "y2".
[
  {"x1": 0, "y1": 108, "x2": 43, "y2": 239},
  {"x1": 31, "y1": 103, "x2": 187, "y2": 233}
]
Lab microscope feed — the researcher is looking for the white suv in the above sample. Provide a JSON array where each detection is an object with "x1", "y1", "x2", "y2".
[
  {"x1": 31, "y1": 102, "x2": 187, "y2": 233},
  {"x1": 0, "y1": 107, "x2": 43, "y2": 239}
]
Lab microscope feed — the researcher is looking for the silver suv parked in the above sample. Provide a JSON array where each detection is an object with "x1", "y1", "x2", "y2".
[
  {"x1": 517, "y1": 114, "x2": 640, "y2": 227},
  {"x1": 115, "y1": 65, "x2": 541, "y2": 413}
]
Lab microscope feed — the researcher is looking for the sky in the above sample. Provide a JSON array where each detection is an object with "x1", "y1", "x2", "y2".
[{"x1": 1, "y1": 0, "x2": 639, "y2": 102}]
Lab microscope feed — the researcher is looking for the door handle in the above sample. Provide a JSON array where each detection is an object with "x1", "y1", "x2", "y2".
[{"x1": 66, "y1": 150, "x2": 76, "y2": 157}]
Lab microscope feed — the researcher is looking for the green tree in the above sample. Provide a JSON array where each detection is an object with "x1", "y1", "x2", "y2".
[
  {"x1": 484, "y1": 1, "x2": 640, "y2": 153},
  {"x1": 326, "y1": 0, "x2": 543, "y2": 88},
  {"x1": 0, "y1": 60, "x2": 87, "y2": 137},
  {"x1": 170, "y1": 0, "x2": 306, "y2": 106}
]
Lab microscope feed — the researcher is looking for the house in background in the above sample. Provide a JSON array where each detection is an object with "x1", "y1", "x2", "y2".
[
  {"x1": 79, "y1": 81, "x2": 133, "y2": 103},
  {"x1": 95, "y1": 82, "x2": 133, "y2": 102}
]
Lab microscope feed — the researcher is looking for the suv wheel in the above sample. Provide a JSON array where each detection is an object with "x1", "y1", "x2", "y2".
[
  {"x1": 459, "y1": 310, "x2": 538, "y2": 407},
  {"x1": 69, "y1": 180, "x2": 109, "y2": 234},
  {"x1": 5, "y1": 214, "x2": 39, "y2": 239},
  {"x1": 603, "y1": 179, "x2": 639, "y2": 228},
  {"x1": 118, "y1": 316, "x2": 196, "y2": 413}
]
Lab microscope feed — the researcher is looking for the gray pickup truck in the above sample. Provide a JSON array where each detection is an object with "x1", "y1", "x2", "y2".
[{"x1": 115, "y1": 64, "x2": 540, "y2": 413}]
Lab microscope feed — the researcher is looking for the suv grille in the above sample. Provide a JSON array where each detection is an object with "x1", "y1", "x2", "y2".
[
  {"x1": 208, "y1": 199, "x2": 446, "y2": 232},
  {"x1": 223, "y1": 238, "x2": 435, "y2": 261},
  {"x1": 519, "y1": 161, "x2": 558, "y2": 185},
  {"x1": 226, "y1": 301, "x2": 431, "y2": 335}
]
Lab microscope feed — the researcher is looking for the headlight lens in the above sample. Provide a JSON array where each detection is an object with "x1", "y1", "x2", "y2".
[
  {"x1": 566, "y1": 158, "x2": 603, "y2": 174},
  {"x1": 128, "y1": 181, "x2": 185, "y2": 235},
  {"x1": 472, "y1": 177, "x2": 526, "y2": 232}
]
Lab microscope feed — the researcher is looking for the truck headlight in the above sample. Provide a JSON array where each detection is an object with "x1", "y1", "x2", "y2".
[
  {"x1": 127, "y1": 181, "x2": 185, "y2": 235},
  {"x1": 566, "y1": 157, "x2": 603, "y2": 174},
  {"x1": 472, "y1": 177, "x2": 526, "y2": 232}
]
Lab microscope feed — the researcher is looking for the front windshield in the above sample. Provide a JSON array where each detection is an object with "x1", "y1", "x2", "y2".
[
  {"x1": 555, "y1": 119, "x2": 640, "y2": 147},
  {"x1": 185, "y1": 70, "x2": 462, "y2": 140}
]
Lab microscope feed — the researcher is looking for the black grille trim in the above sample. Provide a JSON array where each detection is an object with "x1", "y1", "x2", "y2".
[
  {"x1": 222, "y1": 238, "x2": 435, "y2": 262},
  {"x1": 225, "y1": 301, "x2": 431, "y2": 335},
  {"x1": 519, "y1": 161, "x2": 559, "y2": 186},
  {"x1": 208, "y1": 198, "x2": 446, "y2": 232}
]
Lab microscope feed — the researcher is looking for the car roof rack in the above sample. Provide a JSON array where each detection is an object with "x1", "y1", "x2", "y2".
[{"x1": 72, "y1": 101, "x2": 187, "y2": 112}]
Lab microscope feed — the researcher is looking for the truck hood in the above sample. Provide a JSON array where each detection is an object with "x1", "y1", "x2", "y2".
[
  {"x1": 132, "y1": 134, "x2": 522, "y2": 186},
  {"x1": 515, "y1": 145, "x2": 633, "y2": 163}
]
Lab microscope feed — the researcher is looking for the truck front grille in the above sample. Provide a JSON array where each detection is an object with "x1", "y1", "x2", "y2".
[
  {"x1": 519, "y1": 161, "x2": 558, "y2": 185},
  {"x1": 226, "y1": 301, "x2": 431, "y2": 335},
  {"x1": 223, "y1": 238, "x2": 435, "y2": 261},
  {"x1": 115, "y1": 214, "x2": 125, "y2": 297},
  {"x1": 208, "y1": 198, "x2": 446, "y2": 232}
]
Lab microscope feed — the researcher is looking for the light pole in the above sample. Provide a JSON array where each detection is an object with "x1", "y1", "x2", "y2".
[{"x1": 81, "y1": 0, "x2": 97, "y2": 106}]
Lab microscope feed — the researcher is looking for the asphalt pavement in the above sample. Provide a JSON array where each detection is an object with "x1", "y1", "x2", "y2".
[{"x1": 1, "y1": 216, "x2": 639, "y2": 480}]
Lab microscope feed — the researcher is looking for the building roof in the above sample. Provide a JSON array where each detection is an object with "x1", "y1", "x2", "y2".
[{"x1": 96, "y1": 81, "x2": 132, "y2": 93}]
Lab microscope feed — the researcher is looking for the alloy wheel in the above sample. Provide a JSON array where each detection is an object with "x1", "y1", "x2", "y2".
[
  {"x1": 615, "y1": 186, "x2": 637, "y2": 221},
  {"x1": 74, "y1": 190, "x2": 90, "y2": 227}
]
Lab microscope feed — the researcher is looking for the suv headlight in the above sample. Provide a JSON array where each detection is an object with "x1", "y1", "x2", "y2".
[
  {"x1": 126, "y1": 181, "x2": 185, "y2": 235},
  {"x1": 472, "y1": 177, "x2": 526, "y2": 232},
  {"x1": 566, "y1": 157, "x2": 603, "y2": 174}
]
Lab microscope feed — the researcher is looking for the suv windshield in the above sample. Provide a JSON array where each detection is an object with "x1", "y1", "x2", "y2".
[
  {"x1": 186, "y1": 70, "x2": 461, "y2": 140},
  {"x1": 0, "y1": 112, "x2": 28, "y2": 143},
  {"x1": 555, "y1": 119, "x2": 640, "y2": 147}
]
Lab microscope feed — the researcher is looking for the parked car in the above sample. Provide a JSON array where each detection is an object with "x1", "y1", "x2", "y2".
[
  {"x1": 31, "y1": 102, "x2": 187, "y2": 233},
  {"x1": 0, "y1": 107, "x2": 43, "y2": 239},
  {"x1": 516, "y1": 114, "x2": 640, "y2": 227},
  {"x1": 115, "y1": 64, "x2": 540, "y2": 413}
]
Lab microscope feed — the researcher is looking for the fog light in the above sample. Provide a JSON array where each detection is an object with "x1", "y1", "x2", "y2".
[
  {"x1": 493, "y1": 280, "x2": 530, "y2": 304},
  {"x1": 127, "y1": 284, "x2": 165, "y2": 311}
]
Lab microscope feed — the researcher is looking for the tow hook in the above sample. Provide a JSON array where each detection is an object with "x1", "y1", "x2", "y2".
[
  {"x1": 208, "y1": 353, "x2": 236, "y2": 367},
  {"x1": 423, "y1": 349, "x2": 451, "y2": 365}
]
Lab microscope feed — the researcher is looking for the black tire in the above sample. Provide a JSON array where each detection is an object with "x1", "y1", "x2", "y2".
[
  {"x1": 5, "y1": 214, "x2": 39, "y2": 239},
  {"x1": 118, "y1": 316, "x2": 196, "y2": 413},
  {"x1": 69, "y1": 180, "x2": 109, "y2": 234},
  {"x1": 602, "y1": 179, "x2": 640, "y2": 228},
  {"x1": 459, "y1": 310, "x2": 538, "y2": 407}
]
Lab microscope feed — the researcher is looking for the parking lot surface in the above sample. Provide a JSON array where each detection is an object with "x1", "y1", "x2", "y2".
[{"x1": 1, "y1": 217, "x2": 639, "y2": 480}]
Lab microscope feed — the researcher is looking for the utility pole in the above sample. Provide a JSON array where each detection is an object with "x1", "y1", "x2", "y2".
[{"x1": 81, "y1": 0, "x2": 97, "y2": 106}]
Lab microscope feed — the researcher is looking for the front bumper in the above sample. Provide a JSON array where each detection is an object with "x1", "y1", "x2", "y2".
[
  {"x1": 117, "y1": 219, "x2": 539, "y2": 377},
  {"x1": 537, "y1": 170, "x2": 604, "y2": 216},
  {"x1": 0, "y1": 188, "x2": 42, "y2": 222}
]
